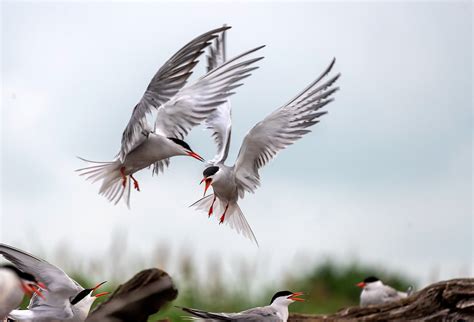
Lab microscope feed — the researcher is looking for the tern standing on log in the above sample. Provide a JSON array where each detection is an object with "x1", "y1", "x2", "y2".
[
  {"x1": 180, "y1": 290, "x2": 303, "y2": 321},
  {"x1": 77, "y1": 26, "x2": 264, "y2": 207},
  {"x1": 192, "y1": 51, "x2": 340, "y2": 244},
  {"x1": 357, "y1": 276, "x2": 411, "y2": 307},
  {"x1": 0, "y1": 264, "x2": 45, "y2": 319},
  {"x1": 0, "y1": 244, "x2": 109, "y2": 321}
]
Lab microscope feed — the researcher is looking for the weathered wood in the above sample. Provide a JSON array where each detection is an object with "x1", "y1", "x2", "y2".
[
  {"x1": 86, "y1": 268, "x2": 178, "y2": 322},
  {"x1": 289, "y1": 278, "x2": 474, "y2": 321}
]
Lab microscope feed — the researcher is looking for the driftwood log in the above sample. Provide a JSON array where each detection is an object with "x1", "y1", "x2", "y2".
[
  {"x1": 289, "y1": 278, "x2": 474, "y2": 321},
  {"x1": 86, "y1": 268, "x2": 177, "y2": 322}
]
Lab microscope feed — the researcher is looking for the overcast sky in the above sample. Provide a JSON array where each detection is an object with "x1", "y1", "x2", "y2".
[{"x1": 1, "y1": 1, "x2": 472, "y2": 287}]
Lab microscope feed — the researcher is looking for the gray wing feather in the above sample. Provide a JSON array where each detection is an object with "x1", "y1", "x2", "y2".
[
  {"x1": 206, "y1": 25, "x2": 227, "y2": 72},
  {"x1": 119, "y1": 26, "x2": 231, "y2": 161},
  {"x1": 234, "y1": 58, "x2": 340, "y2": 197},
  {"x1": 154, "y1": 45, "x2": 264, "y2": 140},
  {"x1": 181, "y1": 306, "x2": 281, "y2": 321},
  {"x1": 205, "y1": 29, "x2": 232, "y2": 165}
]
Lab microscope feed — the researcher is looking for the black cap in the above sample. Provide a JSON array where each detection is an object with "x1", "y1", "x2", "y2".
[
  {"x1": 363, "y1": 276, "x2": 380, "y2": 283},
  {"x1": 203, "y1": 166, "x2": 219, "y2": 177},
  {"x1": 270, "y1": 290, "x2": 293, "y2": 304},
  {"x1": 168, "y1": 137, "x2": 192, "y2": 151}
]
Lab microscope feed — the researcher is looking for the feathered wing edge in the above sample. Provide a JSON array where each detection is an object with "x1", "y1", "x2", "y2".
[{"x1": 190, "y1": 195, "x2": 259, "y2": 246}]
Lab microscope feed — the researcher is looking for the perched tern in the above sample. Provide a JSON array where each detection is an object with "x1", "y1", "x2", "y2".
[
  {"x1": 77, "y1": 26, "x2": 264, "y2": 207},
  {"x1": 180, "y1": 290, "x2": 304, "y2": 321},
  {"x1": 0, "y1": 264, "x2": 45, "y2": 319},
  {"x1": 192, "y1": 53, "x2": 340, "y2": 244},
  {"x1": 357, "y1": 276, "x2": 410, "y2": 307},
  {"x1": 0, "y1": 244, "x2": 109, "y2": 321}
]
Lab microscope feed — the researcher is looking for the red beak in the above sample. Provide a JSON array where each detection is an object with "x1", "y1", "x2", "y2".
[
  {"x1": 26, "y1": 284, "x2": 46, "y2": 300},
  {"x1": 289, "y1": 292, "x2": 304, "y2": 302},
  {"x1": 38, "y1": 281, "x2": 47, "y2": 290},
  {"x1": 200, "y1": 177, "x2": 213, "y2": 197},
  {"x1": 187, "y1": 151, "x2": 205, "y2": 162},
  {"x1": 92, "y1": 281, "x2": 107, "y2": 292},
  {"x1": 356, "y1": 282, "x2": 366, "y2": 288},
  {"x1": 94, "y1": 291, "x2": 110, "y2": 298}
]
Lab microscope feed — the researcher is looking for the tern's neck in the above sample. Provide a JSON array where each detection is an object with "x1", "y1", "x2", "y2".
[
  {"x1": 73, "y1": 295, "x2": 96, "y2": 320},
  {"x1": 270, "y1": 302, "x2": 289, "y2": 322}
]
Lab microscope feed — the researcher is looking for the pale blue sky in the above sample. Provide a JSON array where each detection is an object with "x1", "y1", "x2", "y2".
[{"x1": 1, "y1": 1, "x2": 472, "y2": 287}]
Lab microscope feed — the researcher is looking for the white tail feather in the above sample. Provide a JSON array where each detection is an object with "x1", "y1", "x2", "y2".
[
  {"x1": 190, "y1": 194, "x2": 258, "y2": 246},
  {"x1": 76, "y1": 158, "x2": 131, "y2": 207}
]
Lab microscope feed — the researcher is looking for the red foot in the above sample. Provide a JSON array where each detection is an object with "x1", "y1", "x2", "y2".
[
  {"x1": 130, "y1": 174, "x2": 140, "y2": 191},
  {"x1": 208, "y1": 196, "x2": 216, "y2": 218},
  {"x1": 120, "y1": 167, "x2": 127, "y2": 187},
  {"x1": 219, "y1": 203, "x2": 229, "y2": 225}
]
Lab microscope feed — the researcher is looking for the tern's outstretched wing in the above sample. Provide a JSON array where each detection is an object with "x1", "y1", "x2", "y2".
[
  {"x1": 234, "y1": 58, "x2": 340, "y2": 197},
  {"x1": 119, "y1": 26, "x2": 230, "y2": 161},
  {"x1": 154, "y1": 45, "x2": 264, "y2": 140},
  {"x1": 204, "y1": 28, "x2": 233, "y2": 165},
  {"x1": 0, "y1": 244, "x2": 81, "y2": 315}
]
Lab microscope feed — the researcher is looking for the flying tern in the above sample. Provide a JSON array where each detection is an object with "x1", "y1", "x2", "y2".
[
  {"x1": 0, "y1": 264, "x2": 45, "y2": 319},
  {"x1": 77, "y1": 26, "x2": 264, "y2": 207},
  {"x1": 0, "y1": 244, "x2": 109, "y2": 321},
  {"x1": 357, "y1": 276, "x2": 411, "y2": 307},
  {"x1": 192, "y1": 53, "x2": 340, "y2": 244},
  {"x1": 180, "y1": 290, "x2": 304, "y2": 321}
]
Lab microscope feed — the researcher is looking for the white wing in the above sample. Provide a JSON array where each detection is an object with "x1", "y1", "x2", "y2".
[
  {"x1": 205, "y1": 28, "x2": 232, "y2": 165},
  {"x1": 0, "y1": 244, "x2": 81, "y2": 312},
  {"x1": 119, "y1": 26, "x2": 230, "y2": 161},
  {"x1": 234, "y1": 58, "x2": 340, "y2": 196},
  {"x1": 154, "y1": 45, "x2": 264, "y2": 140}
]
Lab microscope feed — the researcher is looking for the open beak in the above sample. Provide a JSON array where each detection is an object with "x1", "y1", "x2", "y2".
[
  {"x1": 289, "y1": 292, "x2": 304, "y2": 302},
  {"x1": 356, "y1": 282, "x2": 366, "y2": 288},
  {"x1": 92, "y1": 281, "x2": 110, "y2": 298},
  {"x1": 25, "y1": 284, "x2": 46, "y2": 300},
  {"x1": 187, "y1": 151, "x2": 205, "y2": 162},
  {"x1": 200, "y1": 177, "x2": 213, "y2": 196}
]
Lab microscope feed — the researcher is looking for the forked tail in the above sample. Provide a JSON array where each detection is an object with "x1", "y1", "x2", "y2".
[
  {"x1": 190, "y1": 194, "x2": 258, "y2": 246},
  {"x1": 76, "y1": 157, "x2": 132, "y2": 207}
]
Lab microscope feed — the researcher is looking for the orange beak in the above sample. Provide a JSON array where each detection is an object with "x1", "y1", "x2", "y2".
[
  {"x1": 91, "y1": 281, "x2": 110, "y2": 298},
  {"x1": 25, "y1": 284, "x2": 46, "y2": 300},
  {"x1": 187, "y1": 151, "x2": 204, "y2": 162},
  {"x1": 289, "y1": 292, "x2": 304, "y2": 302},
  {"x1": 356, "y1": 282, "x2": 366, "y2": 288},
  {"x1": 200, "y1": 177, "x2": 213, "y2": 196},
  {"x1": 94, "y1": 291, "x2": 110, "y2": 298}
]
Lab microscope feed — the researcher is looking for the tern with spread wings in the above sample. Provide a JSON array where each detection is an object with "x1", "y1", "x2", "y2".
[
  {"x1": 180, "y1": 290, "x2": 304, "y2": 321},
  {"x1": 77, "y1": 26, "x2": 264, "y2": 207},
  {"x1": 192, "y1": 46, "x2": 340, "y2": 244},
  {"x1": 0, "y1": 244, "x2": 109, "y2": 321}
]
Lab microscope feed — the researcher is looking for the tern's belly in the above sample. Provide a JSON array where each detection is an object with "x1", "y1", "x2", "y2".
[
  {"x1": 123, "y1": 138, "x2": 167, "y2": 172},
  {"x1": 213, "y1": 180, "x2": 238, "y2": 203}
]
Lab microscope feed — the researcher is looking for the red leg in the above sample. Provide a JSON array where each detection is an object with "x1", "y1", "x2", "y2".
[
  {"x1": 130, "y1": 174, "x2": 140, "y2": 191},
  {"x1": 120, "y1": 167, "x2": 127, "y2": 187},
  {"x1": 208, "y1": 195, "x2": 216, "y2": 218},
  {"x1": 219, "y1": 203, "x2": 229, "y2": 224}
]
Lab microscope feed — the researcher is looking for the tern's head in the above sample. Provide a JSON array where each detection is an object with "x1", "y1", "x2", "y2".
[
  {"x1": 200, "y1": 166, "x2": 220, "y2": 196},
  {"x1": 2, "y1": 264, "x2": 46, "y2": 298},
  {"x1": 70, "y1": 281, "x2": 110, "y2": 306},
  {"x1": 356, "y1": 276, "x2": 381, "y2": 289},
  {"x1": 270, "y1": 290, "x2": 304, "y2": 306},
  {"x1": 167, "y1": 137, "x2": 204, "y2": 161}
]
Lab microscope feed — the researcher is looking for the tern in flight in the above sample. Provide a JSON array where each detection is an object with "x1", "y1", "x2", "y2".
[
  {"x1": 180, "y1": 290, "x2": 304, "y2": 321},
  {"x1": 77, "y1": 26, "x2": 264, "y2": 207},
  {"x1": 0, "y1": 264, "x2": 45, "y2": 319},
  {"x1": 192, "y1": 47, "x2": 340, "y2": 244},
  {"x1": 0, "y1": 244, "x2": 109, "y2": 321},
  {"x1": 357, "y1": 276, "x2": 412, "y2": 307}
]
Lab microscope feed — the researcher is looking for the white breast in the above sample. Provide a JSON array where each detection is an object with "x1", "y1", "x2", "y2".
[{"x1": 0, "y1": 269, "x2": 24, "y2": 318}]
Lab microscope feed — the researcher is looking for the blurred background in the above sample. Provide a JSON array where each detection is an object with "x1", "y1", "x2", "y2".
[{"x1": 1, "y1": 0, "x2": 472, "y2": 319}]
